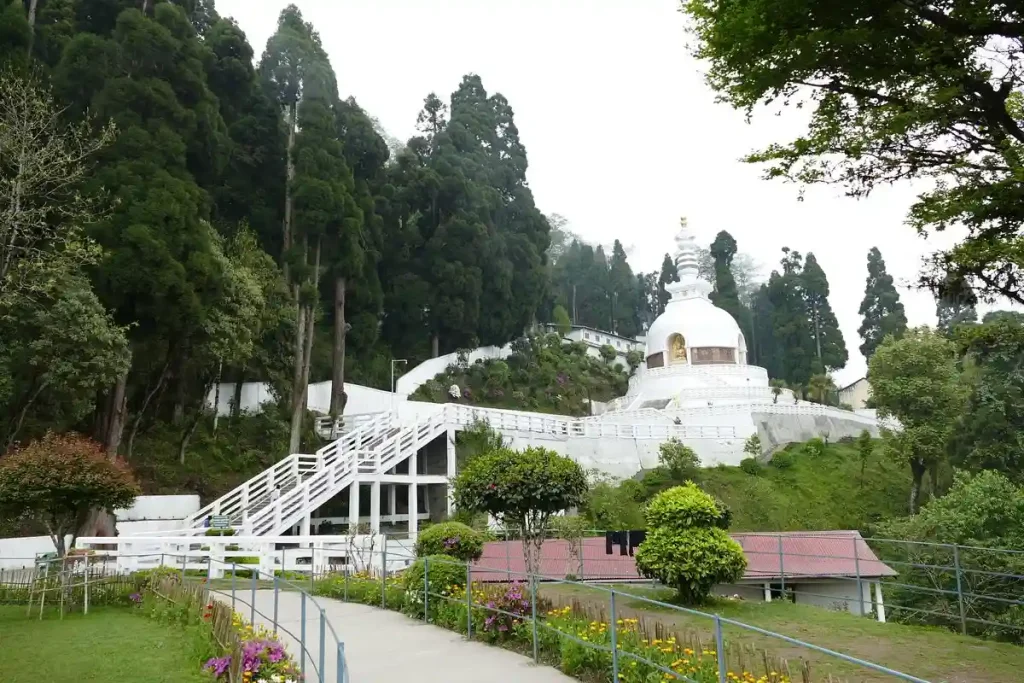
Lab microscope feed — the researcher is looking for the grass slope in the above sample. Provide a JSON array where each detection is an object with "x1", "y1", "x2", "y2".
[
  {"x1": 693, "y1": 441, "x2": 923, "y2": 532},
  {"x1": 0, "y1": 606, "x2": 210, "y2": 683},
  {"x1": 542, "y1": 583, "x2": 1021, "y2": 683}
]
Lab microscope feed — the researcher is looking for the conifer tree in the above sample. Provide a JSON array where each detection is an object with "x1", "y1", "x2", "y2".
[
  {"x1": 708, "y1": 231, "x2": 752, "y2": 349},
  {"x1": 858, "y1": 247, "x2": 908, "y2": 360},
  {"x1": 608, "y1": 240, "x2": 639, "y2": 337},
  {"x1": 935, "y1": 273, "x2": 978, "y2": 336},
  {"x1": 657, "y1": 253, "x2": 677, "y2": 314},
  {"x1": 766, "y1": 249, "x2": 815, "y2": 386},
  {"x1": 802, "y1": 253, "x2": 848, "y2": 371}
]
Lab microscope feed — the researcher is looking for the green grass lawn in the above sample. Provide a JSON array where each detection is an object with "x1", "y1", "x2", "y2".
[
  {"x1": 0, "y1": 606, "x2": 211, "y2": 683},
  {"x1": 541, "y1": 583, "x2": 1023, "y2": 683}
]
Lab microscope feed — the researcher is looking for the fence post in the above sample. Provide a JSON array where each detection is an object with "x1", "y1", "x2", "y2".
[
  {"x1": 853, "y1": 537, "x2": 864, "y2": 616},
  {"x1": 300, "y1": 591, "x2": 307, "y2": 679},
  {"x1": 953, "y1": 544, "x2": 968, "y2": 635},
  {"x1": 206, "y1": 556, "x2": 212, "y2": 589},
  {"x1": 250, "y1": 572, "x2": 256, "y2": 625},
  {"x1": 231, "y1": 564, "x2": 237, "y2": 611},
  {"x1": 530, "y1": 576, "x2": 539, "y2": 663},
  {"x1": 423, "y1": 556, "x2": 429, "y2": 622},
  {"x1": 336, "y1": 641, "x2": 346, "y2": 683},
  {"x1": 610, "y1": 589, "x2": 619, "y2": 681},
  {"x1": 319, "y1": 608, "x2": 326, "y2": 681},
  {"x1": 181, "y1": 549, "x2": 187, "y2": 582},
  {"x1": 344, "y1": 560, "x2": 349, "y2": 601},
  {"x1": 83, "y1": 554, "x2": 90, "y2": 616},
  {"x1": 466, "y1": 562, "x2": 472, "y2": 639},
  {"x1": 714, "y1": 615, "x2": 727, "y2": 683},
  {"x1": 381, "y1": 536, "x2": 388, "y2": 609},
  {"x1": 310, "y1": 546, "x2": 316, "y2": 593},
  {"x1": 777, "y1": 534, "x2": 785, "y2": 599},
  {"x1": 273, "y1": 575, "x2": 280, "y2": 635}
]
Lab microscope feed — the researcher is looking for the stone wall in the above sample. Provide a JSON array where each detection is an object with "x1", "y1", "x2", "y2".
[{"x1": 754, "y1": 411, "x2": 881, "y2": 456}]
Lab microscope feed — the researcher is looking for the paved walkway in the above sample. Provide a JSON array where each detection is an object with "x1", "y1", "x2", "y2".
[{"x1": 214, "y1": 589, "x2": 574, "y2": 683}]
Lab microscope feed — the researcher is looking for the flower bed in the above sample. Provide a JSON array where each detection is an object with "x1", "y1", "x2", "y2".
[
  {"x1": 137, "y1": 569, "x2": 301, "y2": 683},
  {"x1": 313, "y1": 569, "x2": 801, "y2": 683}
]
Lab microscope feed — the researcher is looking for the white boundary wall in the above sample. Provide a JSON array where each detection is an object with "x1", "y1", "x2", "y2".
[{"x1": 0, "y1": 495, "x2": 200, "y2": 568}]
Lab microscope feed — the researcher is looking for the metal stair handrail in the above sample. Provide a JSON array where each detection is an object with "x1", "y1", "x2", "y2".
[{"x1": 180, "y1": 412, "x2": 395, "y2": 530}]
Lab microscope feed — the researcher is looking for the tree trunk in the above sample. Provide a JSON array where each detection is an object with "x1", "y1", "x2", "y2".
[
  {"x1": 288, "y1": 303, "x2": 307, "y2": 453},
  {"x1": 330, "y1": 276, "x2": 347, "y2": 418},
  {"x1": 299, "y1": 239, "x2": 320, "y2": 402},
  {"x1": 232, "y1": 371, "x2": 244, "y2": 419},
  {"x1": 178, "y1": 408, "x2": 203, "y2": 464},
  {"x1": 125, "y1": 359, "x2": 171, "y2": 460},
  {"x1": 431, "y1": 333, "x2": 439, "y2": 358},
  {"x1": 5, "y1": 378, "x2": 47, "y2": 451},
  {"x1": 26, "y1": 0, "x2": 38, "y2": 55},
  {"x1": 171, "y1": 350, "x2": 188, "y2": 425},
  {"x1": 282, "y1": 102, "x2": 297, "y2": 284},
  {"x1": 212, "y1": 360, "x2": 223, "y2": 433},
  {"x1": 909, "y1": 457, "x2": 927, "y2": 514},
  {"x1": 104, "y1": 371, "x2": 129, "y2": 458},
  {"x1": 813, "y1": 303, "x2": 822, "y2": 360}
]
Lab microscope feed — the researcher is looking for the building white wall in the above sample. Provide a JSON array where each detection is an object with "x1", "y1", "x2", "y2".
[
  {"x1": 115, "y1": 495, "x2": 198, "y2": 521},
  {"x1": 206, "y1": 381, "x2": 402, "y2": 417},
  {"x1": 839, "y1": 378, "x2": 872, "y2": 410},
  {"x1": 793, "y1": 578, "x2": 874, "y2": 616}
]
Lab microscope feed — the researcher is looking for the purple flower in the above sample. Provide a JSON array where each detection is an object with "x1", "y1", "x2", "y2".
[
  {"x1": 129, "y1": 593, "x2": 142, "y2": 604},
  {"x1": 204, "y1": 656, "x2": 232, "y2": 677}
]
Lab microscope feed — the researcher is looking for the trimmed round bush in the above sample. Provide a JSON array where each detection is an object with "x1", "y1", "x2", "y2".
[
  {"x1": 634, "y1": 483, "x2": 747, "y2": 605},
  {"x1": 415, "y1": 521, "x2": 486, "y2": 562},
  {"x1": 644, "y1": 483, "x2": 724, "y2": 530},
  {"x1": 402, "y1": 555, "x2": 468, "y2": 593}
]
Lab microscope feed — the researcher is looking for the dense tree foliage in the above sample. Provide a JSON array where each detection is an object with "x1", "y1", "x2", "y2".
[
  {"x1": 868, "y1": 328, "x2": 967, "y2": 513},
  {"x1": 683, "y1": 0, "x2": 1024, "y2": 305}
]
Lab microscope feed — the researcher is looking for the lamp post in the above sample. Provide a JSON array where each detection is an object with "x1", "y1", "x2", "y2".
[{"x1": 390, "y1": 359, "x2": 407, "y2": 411}]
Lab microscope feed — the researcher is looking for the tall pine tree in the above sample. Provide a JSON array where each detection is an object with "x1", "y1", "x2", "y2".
[
  {"x1": 657, "y1": 253, "x2": 677, "y2": 314},
  {"x1": 802, "y1": 253, "x2": 847, "y2": 371},
  {"x1": 858, "y1": 247, "x2": 908, "y2": 360},
  {"x1": 708, "y1": 230, "x2": 753, "y2": 350}
]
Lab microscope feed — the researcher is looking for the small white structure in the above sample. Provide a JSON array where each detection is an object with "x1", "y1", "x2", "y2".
[
  {"x1": 839, "y1": 377, "x2": 872, "y2": 410},
  {"x1": 718, "y1": 531, "x2": 894, "y2": 622}
]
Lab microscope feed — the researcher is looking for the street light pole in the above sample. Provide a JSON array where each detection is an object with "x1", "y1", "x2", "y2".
[{"x1": 390, "y1": 359, "x2": 408, "y2": 412}]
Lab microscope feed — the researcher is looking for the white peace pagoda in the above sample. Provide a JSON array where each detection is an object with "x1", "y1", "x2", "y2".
[{"x1": 619, "y1": 218, "x2": 766, "y2": 412}]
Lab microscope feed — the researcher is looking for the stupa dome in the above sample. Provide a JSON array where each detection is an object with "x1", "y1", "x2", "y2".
[{"x1": 644, "y1": 218, "x2": 748, "y2": 368}]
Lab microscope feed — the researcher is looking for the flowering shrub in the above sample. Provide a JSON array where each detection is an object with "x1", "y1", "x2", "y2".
[
  {"x1": 415, "y1": 522, "x2": 485, "y2": 561},
  {"x1": 203, "y1": 611, "x2": 302, "y2": 682},
  {"x1": 543, "y1": 605, "x2": 792, "y2": 683}
]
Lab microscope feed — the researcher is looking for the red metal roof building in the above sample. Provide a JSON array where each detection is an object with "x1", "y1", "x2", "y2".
[{"x1": 472, "y1": 530, "x2": 895, "y2": 583}]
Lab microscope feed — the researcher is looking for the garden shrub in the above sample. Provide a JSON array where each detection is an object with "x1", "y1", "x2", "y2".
[
  {"x1": 204, "y1": 528, "x2": 236, "y2": 537},
  {"x1": 739, "y1": 457, "x2": 762, "y2": 475},
  {"x1": 770, "y1": 450, "x2": 794, "y2": 469},
  {"x1": 634, "y1": 483, "x2": 746, "y2": 604},
  {"x1": 802, "y1": 437, "x2": 826, "y2": 457},
  {"x1": 415, "y1": 521, "x2": 485, "y2": 562}
]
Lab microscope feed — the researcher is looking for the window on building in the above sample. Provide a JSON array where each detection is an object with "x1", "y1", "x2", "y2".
[
  {"x1": 691, "y1": 347, "x2": 736, "y2": 365},
  {"x1": 584, "y1": 332, "x2": 590, "y2": 340}
]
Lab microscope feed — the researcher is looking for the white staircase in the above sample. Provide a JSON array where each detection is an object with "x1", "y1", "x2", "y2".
[
  {"x1": 181, "y1": 412, "x2": 396, "y2": 531},
  {"x1": 246, "y1": 409, "x2": 449, "y2": 536}
]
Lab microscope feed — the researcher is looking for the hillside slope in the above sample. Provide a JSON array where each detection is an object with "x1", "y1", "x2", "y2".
[{"x1": 697, "y1": 441, "x2": 920, "y2": 532}]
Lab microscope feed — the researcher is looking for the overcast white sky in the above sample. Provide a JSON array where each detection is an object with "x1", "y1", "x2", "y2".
[{"x1": 218, "y1": 0, "x2": 994, "y2": 385}]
